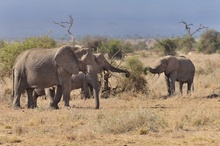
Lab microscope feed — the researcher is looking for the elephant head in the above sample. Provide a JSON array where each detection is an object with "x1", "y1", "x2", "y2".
[
  {"x1": 73, "y1": 47, "x2": 101, "y2": 109},
  {"x1": 145, "y1": 56, "x2": 178, "y2": 75},
  {"x1": 94, "y1": 53, "x2": 130, "y2": 77}
]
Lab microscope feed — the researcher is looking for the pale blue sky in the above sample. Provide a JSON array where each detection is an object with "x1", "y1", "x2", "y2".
[{"x1": 0, "y1": 0, "x2": 220, "y2": 39}]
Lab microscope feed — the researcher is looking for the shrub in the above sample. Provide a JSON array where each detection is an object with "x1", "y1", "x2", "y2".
[
  {"x1": 0, "y1": 40, "x2": 6, "y2": 48},
  {"x1": 175, "y1": 36, "x2": 196, "y2": 53},
  {"x1": 0, "y1": 36, "x2": 56, "y2": 79},
  {"x1": 197, "y1": 29, "x2": 220, "y2": 54},
  {"x1": 154, "y1": 39, "x2": 177, "y2": 56},
  {"x1": 120, "y1": 56, "x2": 148, "y2": 94}
]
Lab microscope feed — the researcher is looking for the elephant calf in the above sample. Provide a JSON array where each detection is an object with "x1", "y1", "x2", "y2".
[
  {"x1": 33, "y1": 72, "x2": 93, "y2": 107},
  {"x1": 145, "y1": 55, "x2": 195, "y2": 96}
]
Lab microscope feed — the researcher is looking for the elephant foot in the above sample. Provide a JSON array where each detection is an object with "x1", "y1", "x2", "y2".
[
  {"x1": 28, "y1": 105, "x2": 36, "y2": 109},
  {"x1": 50, "y1": 103, "x2": 59, "y2": 109}
]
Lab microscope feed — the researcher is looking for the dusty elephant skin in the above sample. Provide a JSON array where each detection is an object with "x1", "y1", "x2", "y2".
[
  {"x1": 145, "y1": 55, "x2": 195, "y2": 96},
  {"x1": 12, "y1": 45, "x2": 87, "y2": 109}
]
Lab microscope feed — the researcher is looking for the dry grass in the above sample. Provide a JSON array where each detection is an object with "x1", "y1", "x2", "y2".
[{"x1": 1, "y1": 51, "x2": 220, "y2": 146}]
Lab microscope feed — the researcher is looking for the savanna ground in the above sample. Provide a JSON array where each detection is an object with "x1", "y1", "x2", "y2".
[{"x1": 1, "y1": 50, "x2": 220, "y2": 146}]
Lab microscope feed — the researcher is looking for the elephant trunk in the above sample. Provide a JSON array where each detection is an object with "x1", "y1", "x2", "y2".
[
  {"x1": 108, "y1": 66, "x2": 130, "y2": 77},
  {"x1": 91, "y1": 72, "x2": 100, "y2": 109},
  {"x1": 87, "y1": 66, "x2": 100, "y2": 109},
  {"x1": 145, "y1": 64, "x2": 164, "y2": 74}
]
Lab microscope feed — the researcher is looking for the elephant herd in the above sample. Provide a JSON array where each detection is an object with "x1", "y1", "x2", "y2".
[{"x1": 11, "y1": 45, "x2": 195, "y2": 110}]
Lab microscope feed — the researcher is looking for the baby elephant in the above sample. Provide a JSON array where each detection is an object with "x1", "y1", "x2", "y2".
[
  {"x1": 33, "y1": 72, "x2": 93, "y2": 107},
  {"x1": 145, "y1": 55, "x2": 195, "y2": 96}
]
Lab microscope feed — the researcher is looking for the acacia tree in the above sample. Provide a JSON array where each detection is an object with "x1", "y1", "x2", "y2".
[
  {"x1": 54, "y1": 15, "x2": 75, "y2": 43},
  {"x1": 179, "y1": 21, "x2": 208, "y2": 53}
]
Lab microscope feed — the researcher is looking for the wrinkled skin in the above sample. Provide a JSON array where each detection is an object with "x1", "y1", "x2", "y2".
[
  {"x1": 12, "y1": 45, "x2": 87, "y2": 109},
  {"x1": 145, "y1": 55, "x2": 195, "y2": 95}
]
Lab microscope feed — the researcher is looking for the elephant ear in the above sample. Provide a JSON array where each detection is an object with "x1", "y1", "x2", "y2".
[
  {"x1": 165, "y1": 56, "x2": 178, "y2": 74},
  {"x1": 54, "y1": 45, "x2": 79, "y2": 75}
]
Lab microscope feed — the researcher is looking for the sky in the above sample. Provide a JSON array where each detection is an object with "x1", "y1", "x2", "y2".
[{"x1": 0, "y1": 0, "x2": 220, "y2": 40}]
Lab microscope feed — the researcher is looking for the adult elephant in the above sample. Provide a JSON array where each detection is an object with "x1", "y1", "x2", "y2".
[
  {"x1": 12, "y1": 45, "x2": 89, "y2": 109},
  {"x1": 144, "y1": 55, "x2": 195, "y2": 95}
]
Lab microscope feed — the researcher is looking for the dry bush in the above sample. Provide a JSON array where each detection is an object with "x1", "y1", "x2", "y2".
[
  {"x1": 120, "y1": 56, "x2": 149, "y2": 95},
  {"x1": 173, "y1": 105, "x2": 220, "y2": 131}
]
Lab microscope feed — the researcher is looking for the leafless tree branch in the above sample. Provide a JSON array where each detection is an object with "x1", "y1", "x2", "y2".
[
  {"x1": 190, "y1": 24, "x2": 208, "y2": 36},
  {"x1": 179, "y1": 20, "x2": 193, "y2": 36},
  {"x1": 53, "y1": 15, "x2": 74, "y2": 43}
]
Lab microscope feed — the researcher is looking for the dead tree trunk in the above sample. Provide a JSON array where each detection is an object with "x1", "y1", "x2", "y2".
[{"x1": 53, "y1": 15, "x2": 75, "y2": 43}]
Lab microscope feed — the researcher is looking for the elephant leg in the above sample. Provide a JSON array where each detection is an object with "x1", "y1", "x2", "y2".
[
  {"x1": 13, "y1": 90, "x2": 22, "y2": 109},
  {"x1": 165, "y1": 76, "x2": 171, "y2": 96},
  {"x1": 170, "y1": 80, "x2": 175, "y2": 95},
  {"x1": 32, "y1": 90, "x2": 39, "y2": 108},
  {"x1": 62, "y1": 89, "x2": 71, "y2": 107},
  {"x1": 45, "y1": 87, "x2": 56, "y2": 105},
  {"x1": 81, "y1": 81, "x2": 90, "y2": 100},
  {"x1": 51, "y1": 85, "x2": 62, "y2": 109},
  {"x1": 179, "y1": 82, "x2": 183, "y2": 94},
  {"x1": 187, "y1": 82, "x2": 192, "y2": 94},
  {"x1": 169, "y1": 74, "x2": 176, "y2": 95},
  {"x1": 26, "y1": 88, "x2": 35, "y2": 108},
  {"x1": 13, "y1": 71, "x2": 23, "y2": 109}
]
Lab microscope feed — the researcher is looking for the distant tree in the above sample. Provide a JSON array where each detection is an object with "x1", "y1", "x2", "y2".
[
  {"x1": 99, "y1": 39, "x2": 133, "y2": 59},
  {"x1": 154, "y1": 39, "x2": 177, "y2": 56},
  {"x1": 197, "y1": 29, "x2": 220, "y2": 54}
]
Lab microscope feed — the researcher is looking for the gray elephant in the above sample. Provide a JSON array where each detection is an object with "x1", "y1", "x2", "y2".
[
  {"x1": 33, "y1": 72, "x2": 91, "y2": 107},
  {"x1": 50, "y1": 47, "x2": 101, "y2": 109},
  {"x1": 145, "y1": 55, "x2": 195, "y2": 95},
  {"x1": 33, "y1": 53, "x2": 130, "y2": 106},
  {"x1": 12, "y1": 45, "x2": 90, "y2": 109}
]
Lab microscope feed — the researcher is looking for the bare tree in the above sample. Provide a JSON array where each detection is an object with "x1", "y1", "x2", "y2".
[
  {"x1": 179, "y1": 20, "x2": 208, "y2": 37},
  {"x1": 54, "y1": 15, "x2": 74, "y2": 43}
]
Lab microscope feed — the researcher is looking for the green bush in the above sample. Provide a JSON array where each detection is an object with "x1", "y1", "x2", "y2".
[
  {"x1": 0, "y1": 36, "x2": 56, "y2": 78},
  {"x1": 197, "y1": 29, "x2": 220, "y2": 54},
  {"x1": 120, "y1": 56, "x2": 148, "y2": 94},
  {"x1": 0, "y1": 40, "x2": 6, "y2": 48},
  {"x1": 174, "y1": 36, "x2": 196, "y2": 53},
  {"x1": 99, "y1": 39, "x2": 134, "y2": 59},
  {"x1": 154, "y1": 39, "x2": 177, "y2": 56}
]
